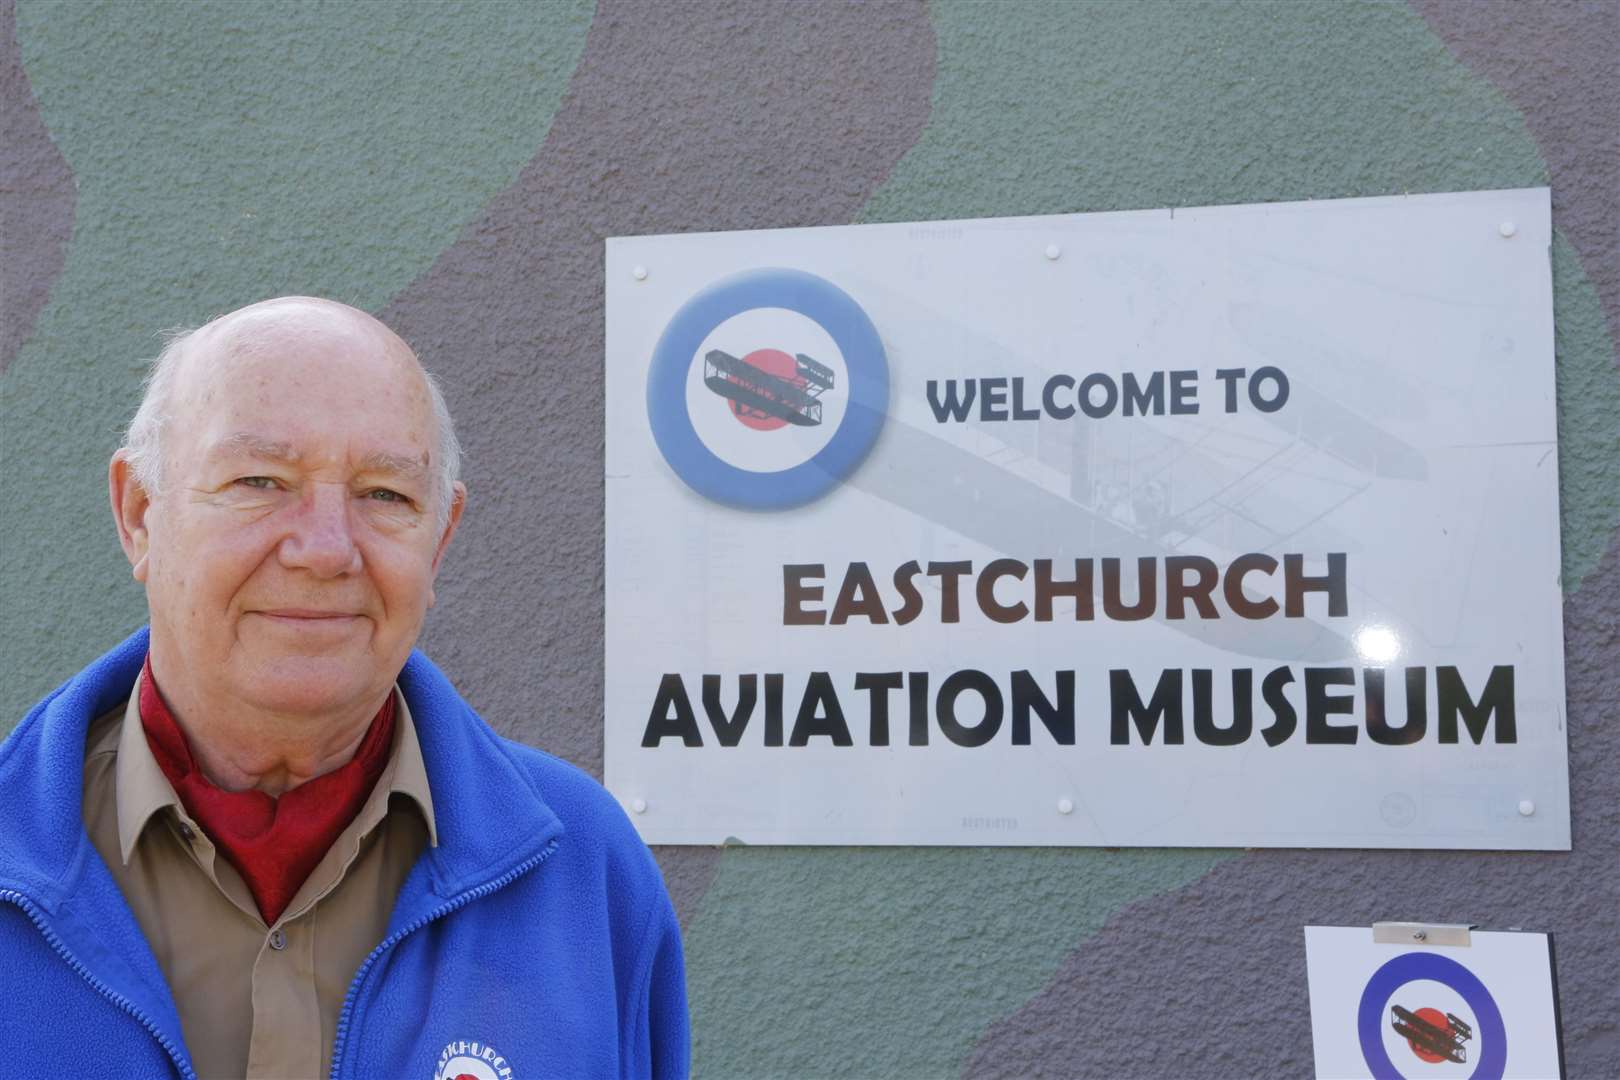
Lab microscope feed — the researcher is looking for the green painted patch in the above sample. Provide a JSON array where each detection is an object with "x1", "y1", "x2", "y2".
[
  {"x1": 1, "y1": 0, "x2": 593, "y2": 727},
  {"x1": 860, "y1": 0, "x2": 1547, "y2": 221},
  {"x1": 683, "y1": 2, "x2": 1617, "y2": 1076},
  {"x1": 686, "y1": 846, "x2": 1227, "y2": 1078},
  {"x1": 1551, "y1": 231, "x2": 1620, "y2": 593}
]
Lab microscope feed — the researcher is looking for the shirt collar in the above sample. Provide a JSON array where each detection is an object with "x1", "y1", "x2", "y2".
[
  {"x1": 388, "y1": 690, "x2": 438, "y2": 847},
  {"x1": 114, "y1": 676, "x2": 177, "y2": 865},
  {"x1": 115, "y1": 672, "x2": 438, "y2": 865}
]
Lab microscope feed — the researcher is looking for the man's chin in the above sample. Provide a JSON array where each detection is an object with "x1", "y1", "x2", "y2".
[{"x1": 231, "y1": 656, "x2": 394, "y2": 719}]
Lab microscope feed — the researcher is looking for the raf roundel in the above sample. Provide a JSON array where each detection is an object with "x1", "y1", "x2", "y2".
[
  {"x1": 646, "y1": 267, "x2": 889, "y2": 510},
  {"x1": 1355, "y1": 952, "x2": 1508, "y2": 1080}
]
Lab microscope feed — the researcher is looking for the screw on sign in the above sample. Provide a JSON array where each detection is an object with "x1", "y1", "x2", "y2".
[{"x1": 1391, "y1": 1003, "x2": 1473, "y2": 1064}]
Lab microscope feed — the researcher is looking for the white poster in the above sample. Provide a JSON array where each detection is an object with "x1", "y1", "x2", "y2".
[
  {"x1": 1304, "y1": 926, "x2": 1563, "y2": 1080},
  {"x1": 604, "y1": 188, "x2": 1568, "y2": 848}
]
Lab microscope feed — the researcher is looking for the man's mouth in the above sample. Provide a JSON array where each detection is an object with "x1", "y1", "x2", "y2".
[{"x1": 253, "y1": 609, "x2": 363, "y2": 625}]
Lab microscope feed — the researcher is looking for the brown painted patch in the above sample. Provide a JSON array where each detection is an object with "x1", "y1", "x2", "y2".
[
  {"x1": 1417, "y1": 0, "x2": 1620, "y2": 352},
  {"x1": 383, "y1": 0, "x2": 935, "y2": 923},
  {"x1": 0, "y1": 0, "x2": 76, "y2": 374}
]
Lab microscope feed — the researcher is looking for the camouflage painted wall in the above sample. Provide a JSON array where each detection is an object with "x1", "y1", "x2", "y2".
[{"x1": 3, "y1": 1, "x2": 1615, "y2": 1075}]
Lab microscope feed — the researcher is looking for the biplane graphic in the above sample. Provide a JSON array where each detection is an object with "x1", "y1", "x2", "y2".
[
  {"x1": 704, "y1": 349, "x2": 834, "y2": 427},
  {"x1": 1391, "y1": 1003, "x2": 1473, "y2": 1064}
]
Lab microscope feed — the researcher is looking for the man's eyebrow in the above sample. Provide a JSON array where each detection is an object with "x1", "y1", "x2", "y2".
[
  {"x1": 356, "y1": 450, "x2": 431, "y2": 479},
  {"x1": 208, "y1": 433, "x2": 300, "y2": 463},
  {"x1": 206, "y1": 436, "x2": 427, "y2": 480}
]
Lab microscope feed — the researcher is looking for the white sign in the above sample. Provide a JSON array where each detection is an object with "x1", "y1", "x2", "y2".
[
  {"x1": 604, "y1": 188, "x2": 1568, "y2": 848},
  {"x1": 1304, "y1": 926, "x2": 1563, "y2": 1079}
]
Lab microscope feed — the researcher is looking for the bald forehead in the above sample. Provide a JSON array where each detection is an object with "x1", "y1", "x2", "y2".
[
  {"x1": 170, "y1": 298, "x2": 431, "y2": 412},
  {"x1": 163, "y1": 298, "x2": 440, "y2": 462},
  {"x1": 188, "y1": 297, "x2": 419, "y2": 372}
]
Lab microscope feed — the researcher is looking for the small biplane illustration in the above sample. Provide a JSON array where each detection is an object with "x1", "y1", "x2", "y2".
[
  {"x1": 704, "y1": 349, "x2": 834, "y2": 427},
  {"x1": 1391, "y1": 1003, "x2": 1473, "y2": 1064}
]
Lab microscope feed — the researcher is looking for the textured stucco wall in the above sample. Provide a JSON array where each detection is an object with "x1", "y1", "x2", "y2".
[{"x1": 2, "y1": 1, "x2": 1615, "y2": 1076}]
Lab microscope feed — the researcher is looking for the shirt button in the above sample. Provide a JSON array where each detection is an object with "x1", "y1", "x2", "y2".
[
  {"x1": 177, "y1": 822, "x2": 195, "y2": 842},
  {"x1": 268, "y1": 929, "x2": 287, "y2": 951}
]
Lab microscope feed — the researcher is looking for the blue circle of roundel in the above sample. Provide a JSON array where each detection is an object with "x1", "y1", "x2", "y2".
[
  {"x1": 1356, "y1": 952, "x2": 1508, "y2": 1080},
  {"x1": 645, "y1": 267, "x2": 888, "y2": 510}
]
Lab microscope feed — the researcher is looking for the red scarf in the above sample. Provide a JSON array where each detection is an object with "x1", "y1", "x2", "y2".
[{"x1": 138, "y1": 655, "x2": 396, "y2": 925}]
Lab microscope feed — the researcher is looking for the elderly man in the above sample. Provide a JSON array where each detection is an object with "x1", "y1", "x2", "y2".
[{"x1": 0, "y1": 298, "x2": 688, "y2": 1079}]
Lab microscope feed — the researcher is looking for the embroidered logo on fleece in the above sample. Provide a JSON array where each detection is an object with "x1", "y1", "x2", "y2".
[{"x1": 433, "y1": 1038, "x2": 514, "y2": 1080}]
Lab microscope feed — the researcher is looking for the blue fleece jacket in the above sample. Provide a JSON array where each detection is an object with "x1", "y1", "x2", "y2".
[{"x1": 0, "y1": 628, "x2": 689, "y2": 1079}]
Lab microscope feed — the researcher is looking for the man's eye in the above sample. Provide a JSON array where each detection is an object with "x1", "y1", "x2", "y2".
[
  {"x1": 236, "y1": 476, "x2": 279, "y2": 490},
  {"x1": 366, "y1": 489, "x2": 411, "y2": 505}
]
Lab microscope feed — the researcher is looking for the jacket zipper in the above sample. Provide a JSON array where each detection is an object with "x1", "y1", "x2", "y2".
[
  {"x1": 1, "y1": 888, "x2": 197, "y2": 1080},
  {"x1": 327, "y1": 838, "x2": 559, "y2": 1080}
]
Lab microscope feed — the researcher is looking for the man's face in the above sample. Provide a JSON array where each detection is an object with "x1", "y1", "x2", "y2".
[{"x1": 122, "y1": 302, "x2": 461, "y2": 720}]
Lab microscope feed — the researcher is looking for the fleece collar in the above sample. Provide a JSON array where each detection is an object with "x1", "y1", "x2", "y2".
[
  {"x1": 0, "y1": 628, "x2": 564, "y2": 1078},
  {"x1": 0, "y1": 626, "x2": 563, "y2": 909}
]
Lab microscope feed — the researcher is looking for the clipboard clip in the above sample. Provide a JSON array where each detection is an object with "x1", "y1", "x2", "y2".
[{"x1": 1373, "y1": 921, "x2": 1474, "y2": 947}]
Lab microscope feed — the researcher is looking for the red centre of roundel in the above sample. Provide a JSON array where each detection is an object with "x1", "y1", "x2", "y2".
[
  {"x1": 1408, "y1": 1007, "x2": 1453, "y2": 1064},
  {"x1": 731, "y1": 349, "x2": 804, "y2": 431}
]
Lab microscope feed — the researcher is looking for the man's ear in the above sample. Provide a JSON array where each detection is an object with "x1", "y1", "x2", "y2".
[
  {"x1": 428, "y1": 480, "x2": 467, "y2": 579},
  {"x1": 110, "y1": 451, "x2": 154, "y2": 583}
]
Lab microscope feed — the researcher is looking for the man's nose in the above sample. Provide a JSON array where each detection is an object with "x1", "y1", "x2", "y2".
[{"x1": 278, "y1": 483, "x2": 363, "y2": 577}]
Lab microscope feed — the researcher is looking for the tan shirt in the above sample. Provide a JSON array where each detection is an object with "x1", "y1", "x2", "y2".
[{"x1": 82, "y1": 678, "x2": 437, "y2": 1080}]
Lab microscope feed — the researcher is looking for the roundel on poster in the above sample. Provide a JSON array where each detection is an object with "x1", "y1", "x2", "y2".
[{"x1": 646, "y1": 267, "x2": 889, "y2": 510}]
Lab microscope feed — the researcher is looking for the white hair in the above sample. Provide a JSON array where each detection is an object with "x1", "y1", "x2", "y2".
[{"x1": 122, "y1": 323, "x2": 463, "y2": 522}]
